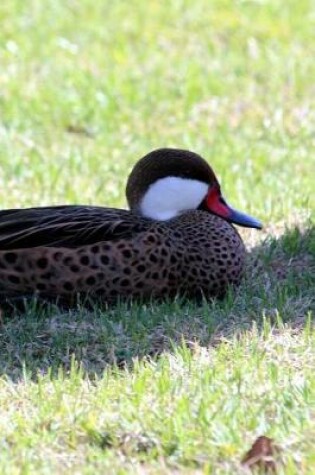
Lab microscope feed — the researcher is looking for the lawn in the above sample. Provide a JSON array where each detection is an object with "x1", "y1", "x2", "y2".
[{"x1": 0, "y1": 0, "x2": 314, "y2": 473}]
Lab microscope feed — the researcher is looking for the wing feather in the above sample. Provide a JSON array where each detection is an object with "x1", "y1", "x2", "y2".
[{"x1": 0, "y1": 206, "x2": 152, "y2": 249}]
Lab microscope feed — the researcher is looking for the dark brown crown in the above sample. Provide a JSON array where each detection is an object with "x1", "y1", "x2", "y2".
[{"x1": 126, "y1": 148, "x2": 218, "y2": 210}]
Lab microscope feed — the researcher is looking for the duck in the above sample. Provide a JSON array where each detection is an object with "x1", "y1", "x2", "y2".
[{"x1": 0, "y1": 148, "x2": 262, "y2": 306}]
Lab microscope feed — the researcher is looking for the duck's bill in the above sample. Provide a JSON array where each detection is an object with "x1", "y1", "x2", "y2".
[
  {"x1": 205, "y1": 186, "x2": 263, "y2": 229},
  {"x1": 224, "y1": 206, "x2": 263, "y2": 229}
]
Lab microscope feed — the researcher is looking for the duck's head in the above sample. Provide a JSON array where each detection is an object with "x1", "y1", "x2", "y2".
[{"x1": 126, "y1": 148, "x2": 262, "y2": 229}]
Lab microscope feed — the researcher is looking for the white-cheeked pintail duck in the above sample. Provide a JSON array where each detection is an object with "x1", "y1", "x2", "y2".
[{"x1": 0, "y1": 148, "x2": 262, "y2": 305}]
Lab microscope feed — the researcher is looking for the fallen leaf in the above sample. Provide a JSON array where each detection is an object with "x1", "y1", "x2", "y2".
[
  {"x1": 241, "y1": 436, "x2": 280, "y2": 472},
  {"x1": 66, "y1": 124, "x2": 95, "y2": 138}
]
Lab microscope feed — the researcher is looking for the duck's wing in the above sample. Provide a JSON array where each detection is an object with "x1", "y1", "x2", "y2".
[{"x1": 0, "y1": 206, "x2": 152, "y2": 249}]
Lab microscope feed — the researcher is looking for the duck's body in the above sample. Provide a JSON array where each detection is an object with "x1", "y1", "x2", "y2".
[
  {"x1": 0, "y1": 207, "x2": 244, "y2": 303},
  {"x1": 0, "y1": 149, "x2": 261, "y2": 305}
]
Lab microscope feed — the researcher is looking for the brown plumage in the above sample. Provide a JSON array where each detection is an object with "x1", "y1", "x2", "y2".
[{"x1": 0, "y1": 148, "x2": 262, "y2": 306}]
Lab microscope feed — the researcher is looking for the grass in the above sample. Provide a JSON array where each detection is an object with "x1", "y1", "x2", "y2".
[
  {"x1": 0, "y1": 0, "x2": 314, "y2": 473},
  {"x1": 1, "y1": 325, "x2": 315, "y2": 473}
]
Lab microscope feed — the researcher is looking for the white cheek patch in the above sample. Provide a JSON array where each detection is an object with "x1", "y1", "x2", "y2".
[{"x1": 140, "y1": 177, "x2": 208, "y2": 221}]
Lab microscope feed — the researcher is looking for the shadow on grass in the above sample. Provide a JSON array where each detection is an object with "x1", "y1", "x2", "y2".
[{"x1": 0, "y1": 224, "x2": 314, "y2": 380}]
